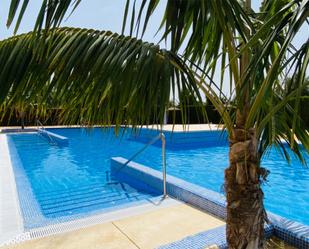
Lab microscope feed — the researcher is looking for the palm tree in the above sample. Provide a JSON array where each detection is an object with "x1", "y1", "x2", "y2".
[{"x1": 1, "y1": 1, "x2": 308, "y2": 248}]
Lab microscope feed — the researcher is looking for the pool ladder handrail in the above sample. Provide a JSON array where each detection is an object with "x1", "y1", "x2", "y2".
[
  {"x1": 36, "y1": 119, "x2": 46, "y2": 130},
  {"x1": 36, "y1": 119, "x2": 56, "y2": 145},
  {"x1": 119, "y1": 132, "x2": 168, "y2": 199}
]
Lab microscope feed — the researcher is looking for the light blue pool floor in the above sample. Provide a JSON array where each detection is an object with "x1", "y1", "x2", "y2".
[{"x1": 7, "y1": 128, "x2": 309, "y2": 227}]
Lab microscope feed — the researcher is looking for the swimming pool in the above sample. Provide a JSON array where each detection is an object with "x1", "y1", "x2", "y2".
[{"x1": 7, "y1": 127, "x2": 309, "y2": 227}]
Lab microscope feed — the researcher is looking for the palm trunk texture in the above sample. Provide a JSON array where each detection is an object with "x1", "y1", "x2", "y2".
[{"x1": 225, "y1": 112, "x2": 268, "y2": 249}]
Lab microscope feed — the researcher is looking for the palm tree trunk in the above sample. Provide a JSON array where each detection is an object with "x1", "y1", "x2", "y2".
[
  {"x1": 224, "y1": 0, "x2": 269, "y2": 246},
  {"x1": 225, "y1": 111, "x2": 268, "y2": 249}
]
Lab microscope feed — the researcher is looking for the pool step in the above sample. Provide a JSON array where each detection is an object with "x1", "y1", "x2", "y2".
[
  {"x1": 37, "y1": 182, "x2": 119, "y2": 202},
  {"x1": 35, "y1": 180, "x2": 116, "y2": 199},
  {"x1": 41, "y1": 190, "x2": 128, "y2": 209},
  {"x1": 34, "y1": 181, "x2": 158, "y2": 218},
  {"x1": 42, "y1": 190, "x2": 153, "y2": 217},
  {"x1": 39, "y1": 183, "x2": 134, "y2": 207}
]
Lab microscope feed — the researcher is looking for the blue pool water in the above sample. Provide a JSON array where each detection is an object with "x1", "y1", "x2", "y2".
[{"x1": 8, "y1": 128, "x2": 309, "y2": 227}]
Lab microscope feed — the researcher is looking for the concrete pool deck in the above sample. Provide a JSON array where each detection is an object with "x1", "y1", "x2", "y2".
[
  {"x1": 0, "y1": 135, "x2": 23, "y2": 244},
  {"x1": 1, "y1": 203, "x2": 224, "y2": 249}
]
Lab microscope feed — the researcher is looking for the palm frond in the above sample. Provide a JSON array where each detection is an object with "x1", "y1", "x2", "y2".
[
  {"x1": 0, "y1": 27, "x2": 208, "y2": 128},
  {"x1": 124, "y1": 0, "x2": 255, "y2": 87},
  {"x1": 241, "y1": 0, "x2": 309, "y2": 161},
  {"x1": 7, "y1": 0, "x2": 81, "y2": 34}
]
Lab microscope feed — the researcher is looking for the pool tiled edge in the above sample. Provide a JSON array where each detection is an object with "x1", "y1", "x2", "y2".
[
  {"x1": 158, "y1": 225, "x2": 227, "y2": 249},
  {"x1": 267, "y1": 212, "x2": 309, "y2": 248},
  {"x1": 129, "y1": 128, "x2": 228, "y2": 150},
  {"x1": 111, "y1": 157, "x2": 227, "y2": 219},
  {"x1": 111, "y1": 157, "x2": 309, "y2": 249},
  {"x1": 157, "y1": 224, "x2": 274, "y2": 249}
]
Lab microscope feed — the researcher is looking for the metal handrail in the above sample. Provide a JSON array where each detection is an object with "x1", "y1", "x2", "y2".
[
  {"x1": 36, "y1": 119, "x2": 56, "y2": 144},
  {"x1": 36, "y1": 119, "x2": 43, "y2": 129},
  {"x1": 161, "y1": 133, "x2": 167, "y2": 198},
  {"x1": 116, "y1": 132, "x2": 168, "y2": 198}
]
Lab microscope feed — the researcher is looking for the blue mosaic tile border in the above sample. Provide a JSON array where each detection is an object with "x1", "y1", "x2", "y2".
[
  {"x1": 158, "y1": 225, "x2": 227, "y2": 249},
  {"x1": 268, "y1": 212, "x2": 309, "y2": 249},
  {"x1": 157, "y1": 224, "x2": 274, "y2": 249},
  {"x1": 7, "y1": 137, "x2": 46, "y2": 229},
  {"x1": 111, "y1": 157, "x2": 309, "y2": 249},
  {"x1": 111, "y1": 157, "x2": 226, "y2": 219}
]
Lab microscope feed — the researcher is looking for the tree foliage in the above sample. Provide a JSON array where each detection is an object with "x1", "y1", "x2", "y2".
[{"x1": 0, "y1": 27, "x2": 203, "y2": 127}]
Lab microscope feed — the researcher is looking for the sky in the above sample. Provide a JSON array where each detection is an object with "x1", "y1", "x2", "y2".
[
  {"x1": 0, "y1": 0, "x2": 167, "y2": 43},
  {"x1": 2, "y1": 0, "x2": 306, "y2": 46},
  {"x1": 0, "y1": 0, "x2": 307, "y2": 97}
]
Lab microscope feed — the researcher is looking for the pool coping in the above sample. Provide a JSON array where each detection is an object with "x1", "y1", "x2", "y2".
[
  {"x1": 0, "y1": 124, "x2": 225, "y2": 135},
  {"x1": 0, "y1": 135, "x2": 24, "y2": 244},
  {"x1": 111, "y1": 157, "x2": 309, "y2": 249}
]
